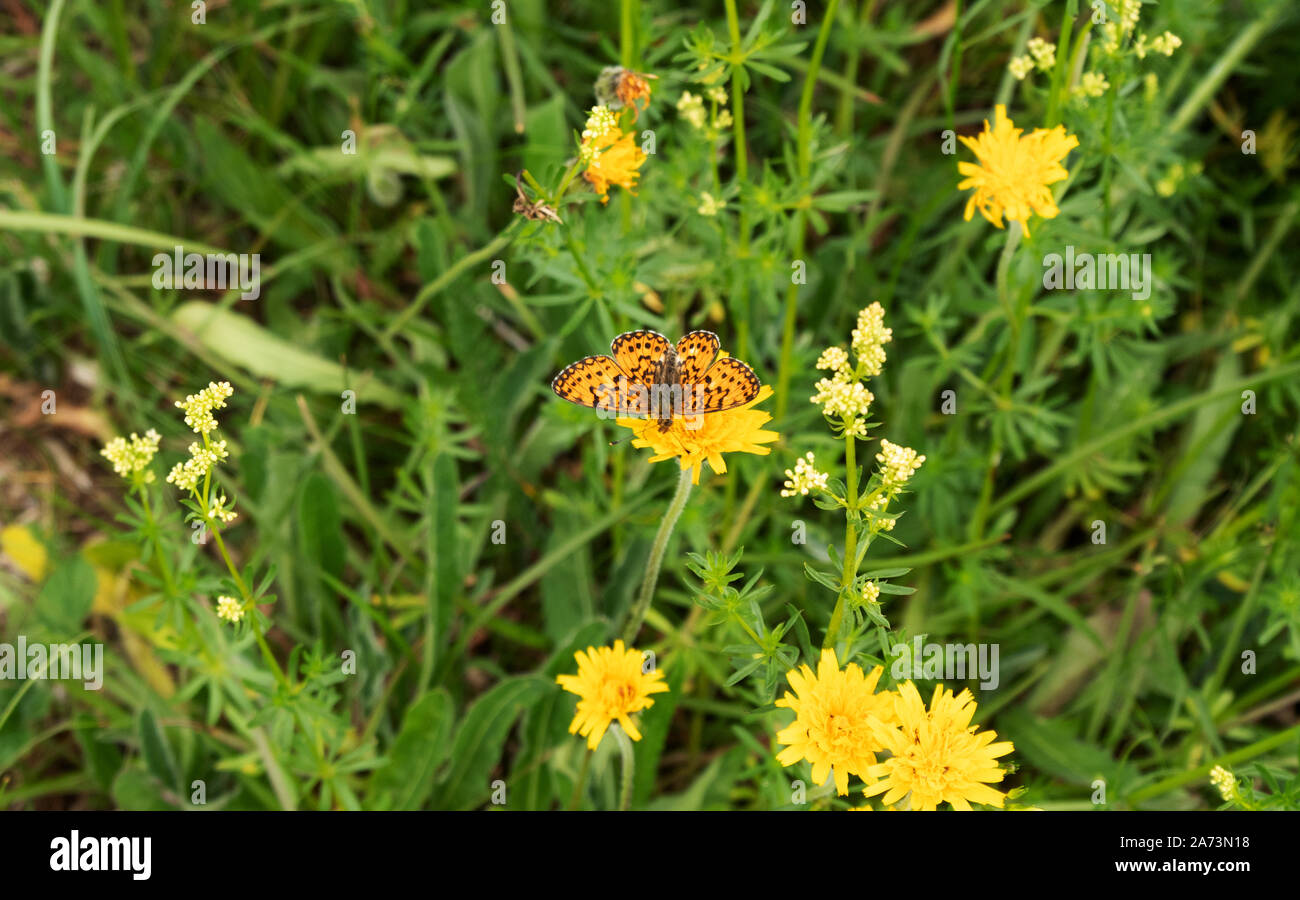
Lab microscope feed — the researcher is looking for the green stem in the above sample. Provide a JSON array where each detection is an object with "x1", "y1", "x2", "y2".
[
  {"x1": 1124, "y1": 722, "x2": 1300, "y2": 807},
  {"x1": 777, "y1": 0, "x2": 839, "y2": 424},
  {"x1": 564, "y1": 230, "x2": 600, "y2": 293},
  {"x1": 208, "y1": 519, "x2": 289, "y2": 691},
  {"x1": 383, "y1": 220, "x2": 524, "y2": 340},
  {"x1": 723, "y1": 0, "x2": 752, "y2": 360},
  {"x1": 835, "y1": 0, "x2": 876, "y2": 136},
  {"x1": 618, "y1": 0, "x2": 637, "y2": 232},
  {"x1": 136, "y1": 484, "x2": 176, "y2": 597},
  {"x1": 613, "y1": 723, "x2": 636, "y2": 811},
  {"x1": 823, "y1": 430, "x2": 858, "y2": 650},
  {"x1": 969, "y1": 223, "x2": 1022, "y2": 539},
  {"x1": 568, "y1": 749, "x2": 592, "y2": 811},
  {"x1": 622, "y1": 467, "x2": 693, "y2": 644}
]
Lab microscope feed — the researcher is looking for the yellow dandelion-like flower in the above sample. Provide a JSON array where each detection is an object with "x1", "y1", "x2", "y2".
[
  {"x1": 215, "y1": 595, "x2": 244, "y2": 624},
  {"x1": 101, "y1": 429, "x2": 162, "y2": 482},
  {"x1": 616, "y1": 384, "x2": 779, "y2": 485},
  {"x1": 555, "y1": 640, "x2": 669, "y2": 750},
  {"x1": 956, "y1": 104, "x2": 1078, "y2": 237},
  {"x1": 579, "y1": 107, "x2": 647, "y2": 205},
  {"x1": 773, "y1": 649, "x2": 898, "y2": 796},
  {"x1": 862, "y1": 680, "x2": 1015, "y2": 811}
]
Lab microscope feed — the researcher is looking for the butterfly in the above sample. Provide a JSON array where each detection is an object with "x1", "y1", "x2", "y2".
[{"x1": 552, "y1": 330, "x2": 761, "y2": 431}]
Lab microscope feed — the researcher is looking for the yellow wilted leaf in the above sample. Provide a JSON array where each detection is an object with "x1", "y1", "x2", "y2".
[{"x1": 1, "y1": 525, "x2": 49, "y2": 581}]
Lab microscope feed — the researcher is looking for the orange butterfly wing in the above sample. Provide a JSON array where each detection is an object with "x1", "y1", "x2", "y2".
[
  {"x1": 551, "y1": 356, "x2": 648, "y2": 414},
  {"x1": 610, "y1": 330, "x2": 671, "y2": 387},
  {"x1": 684, "y1": 357, "x2": 762, "y2": 414},
  {"x1": 675, "y1": 331, "x2": 721, "y2": 384}
]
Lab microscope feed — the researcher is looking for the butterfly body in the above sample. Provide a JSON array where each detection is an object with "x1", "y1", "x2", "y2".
[
  {"x1": 552, "y1": 330, "x2": 761, "y2": 431},
  {"x1": 652, "y1": 345, "x2": 682, "y2": 431}
]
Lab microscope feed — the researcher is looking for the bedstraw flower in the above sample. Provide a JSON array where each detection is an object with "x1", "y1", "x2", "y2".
[
  {"x1": 101, "y1": 430, "x2": 161, "y2": 483},
  {"x1": 216, "y1": 595, "x2": 244, "y2": 624},
  {"x1": 781, "y1": 452, "x2": 830, "y2": 497}
]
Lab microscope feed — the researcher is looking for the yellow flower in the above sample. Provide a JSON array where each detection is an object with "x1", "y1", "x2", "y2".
[
  {"x1": 616, "y1": 384, "x2": 778, "y2": 485},
  {"x1": 579, "y1": 107, "x2": 647, "y2": 205},
  {"x1": 957, "y1": 104, "x2": 1078, "y2": 237},
  {"x1": 556, "y1": 640, "x2": 669, "y2": 750},
  {"x1": 862, "y1": 681, "x2": 1015, "y2": 811},
  {"x1": 773, "y1": 649, "x2": 898, "y2": 796}
]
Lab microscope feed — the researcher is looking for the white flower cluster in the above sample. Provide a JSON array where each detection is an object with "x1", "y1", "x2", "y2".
[
  {"x1": 780, "y1": 452, "x2": 830, "y2": 498},
  {"x1": 101, "y1": 429, "x2": 161, "y2": 482},
  {"x1": 216, "y1": 595, "x2": 244, "y2": 624},
  {"x1": 175, "y1": 381, "x2": 233, "y2": 434},
  {"x1": 876, "y1": 439, "x2": 925, "y2": 491},
  {"x1": 166, "y1": 439, "x2": 229, "y2": 493}
]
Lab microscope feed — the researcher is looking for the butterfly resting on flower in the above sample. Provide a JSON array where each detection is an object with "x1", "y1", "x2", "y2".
[{"x1": 552, "y1": 330, "x2": 761, "y2": 432}]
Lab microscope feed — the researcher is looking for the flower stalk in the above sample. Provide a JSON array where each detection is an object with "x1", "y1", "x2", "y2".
[{"x1": 622, "y1": 466, "x2": 693, "y2": 644}]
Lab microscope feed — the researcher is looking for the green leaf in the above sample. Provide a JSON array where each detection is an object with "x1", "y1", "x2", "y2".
[
  {"x1": 299, "y1": 472, "x2": 345, "y2": 582},
  {"x1": 436, "y1": 676, "x2": 549, "y2": 810},
  {"x1": 36, "y1": 556, "x2": 96, "y2": 634},
  {"x1": 111, "y1": 766, "x2": 169, "y2": 811},
  {"x1": 137, "y1": 709, "x2": 181, "y2": 796},
  {"x1": 633, "y1": 661, "x2": 685, "y2": 807},
  {"x1": 75, "y1": 717, "x2": 123, "y2": 792},
  {"x1": 370, "y1": 688, "x2": 453, "y2": 810},
  {"x1": 171, "y1": 301, "x2": 404, "y2": 408}
]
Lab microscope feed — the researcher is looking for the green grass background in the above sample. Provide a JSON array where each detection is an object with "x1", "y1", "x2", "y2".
[{"x1": 1, "y1": 0, "x2": 1299, "y2": 810}]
